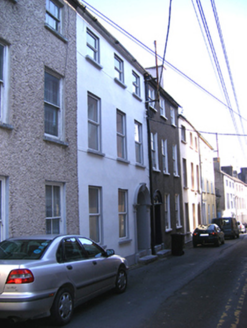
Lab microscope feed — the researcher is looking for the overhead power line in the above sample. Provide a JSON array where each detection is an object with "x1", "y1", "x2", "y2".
[
  {"x1": 79, "y1": 0, "x2": 247, "y2": 124},
  {"x1": 210, "y1": 0, "x2": 246, "y2": 140}
]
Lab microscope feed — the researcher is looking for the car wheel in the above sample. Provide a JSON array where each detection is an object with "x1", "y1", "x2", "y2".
[
  {"x1": 222, "y1": 238, "x2": 225, "y2": 244},
  {"x1": 115, "y1": 267, "x2": 127, "y2": 294},
  {"x1": 51, "y1": 288, "x2": 73, "y2": 326}
]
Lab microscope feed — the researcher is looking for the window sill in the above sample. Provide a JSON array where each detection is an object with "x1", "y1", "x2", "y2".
[
  {"x1": 117, "y1": 158, "x2": 130, "y2": 165},
  {"x1": 171, "y1": 124, "x2": 177, "y2": 128},
  {"x1": 43, "y1": 135, "x2": 68, "y2": 147},
  {"x1": 181, "y1": 140, "x2": 187, "y2": 144},
  {"x1": 160, "y1": 115, "x2": 168, "y2": 120},
  {"x1": 176, "y1": 225, "x2": 183, "y2": 229},
  {"x1": 119, "y1": 238, "x2": 132, "y2": 245},
  {"x1": 0, "y1": 122, "x2": 14, "y2": 130},
  {"x1": 85, "y1": 55, "x2": 103, "y2": 70},
  {"x1": 183, "y1": 186, "x2": 189, "y2": 190},
  {"x1": 153, "y1": 168, "x2": 161, "y2": 173},
  {"x1": 132, "y1": 93, "x2": 142, "y2": 102},
  {"x1": 114, "y1": 78, "x2": 127, "y2": 89},
  {"x1": 87, "y1": 149, "x2": 105, "y2": 157},
  {"x1": 173, "y1": 174, "x2": 180, "y2": 178},
  {"x1": 166, "y1": 228, "x2": 173, "y2": 233},
  {"x1": 149, "y1": 105, "x2": 157, "y2": 112},
  {"x1": 135, "y1": 163, "x2": 146, "y2": 169},
  {"x1": 163, "y1": 171, "x2": 170, "y2": 176},
  {"x1": 44, "y1": 24, "x2": 68, "y2": 43}
]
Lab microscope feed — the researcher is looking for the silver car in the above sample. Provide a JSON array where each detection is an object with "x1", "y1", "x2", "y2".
[{"x1": 0, "y1": 235, "x2": 128, "y2": 325}]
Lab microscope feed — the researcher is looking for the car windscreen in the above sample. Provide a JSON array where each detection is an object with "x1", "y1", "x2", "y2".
[
  {"x1": 222, "y1": 219, "x2": 231, "y2": 227},
  {"x1": 0, "y1": 239, "x2": 52, "y2": 260}
]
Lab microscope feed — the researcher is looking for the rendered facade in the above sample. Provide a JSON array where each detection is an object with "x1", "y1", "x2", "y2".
[{"x1": 0, "y1": 0, "x2": 79, "y2": 241}]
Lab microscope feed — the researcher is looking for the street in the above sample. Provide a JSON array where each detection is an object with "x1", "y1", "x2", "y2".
[{"x1": 1, "y1": 234, "x2": 247, "y2": 328}]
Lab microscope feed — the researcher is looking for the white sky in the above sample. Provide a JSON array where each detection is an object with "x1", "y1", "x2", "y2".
[{"x1": 80, "y1": 0, "x2": 247, "y2": 172}]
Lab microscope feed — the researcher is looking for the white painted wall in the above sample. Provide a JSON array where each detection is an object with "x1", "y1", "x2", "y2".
[{"x1": 76, "y1": 14, "x2": 150, "y2": 262}]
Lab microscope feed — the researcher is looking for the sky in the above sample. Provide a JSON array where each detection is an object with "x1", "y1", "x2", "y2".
[{"x1": 79, "y1": 0, "x2": 247, "y2": 172}]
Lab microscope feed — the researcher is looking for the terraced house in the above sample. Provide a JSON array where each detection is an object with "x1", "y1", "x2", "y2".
[{"x1": 0, "y1": 0, "x2": 79, "y2": 240}]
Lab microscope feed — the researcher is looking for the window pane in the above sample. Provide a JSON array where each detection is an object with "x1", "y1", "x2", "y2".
[
  {"x1": 53, "y1": 186, "x2": 60, "y2": 217},
  {"x1": 87, "y1": 33, "x2": 96, "y2": 49},
  {"x1": 45, "y1": 72, "x2": 59, "y2": 106},
  {"x1": 46, "y1": 186, "x2": 52, "y2": 217},
  {"x1": 0, "y1": 45, "x2": 3, "y2": 81},
  {"x1": 117, "y1": 112, "x2": 123, "y2": 134},
  {"x1": 135, "y1": 143, "x2": 141, "y2": 163},
  {"x1": 88, "y1": 96, "x2": 98, "y2": 122},
  {"x1": 52, "y1": 219, "x2": 60, "y2": 234},
  {"x1": 90, "y1": 216, "x2": 99, "y2": 242},
  {"x1": 89, "y1": 188, "x2": 98, "y2": 213},
  {"x1": 45, "y1": 103, "x2": 58, "y2": 136},
  {"x1": 117, "y1": 135, "x2": 125, "y2": 158},
  {"x1": 88, "y1": 122, "x2": 98, "y2": 150},
  {"x1": 119, "y1": 214, "x2": 126, "y2": 238},
  {"x1": 118, "y1": 190, "x2": 125, "y2": 212}
]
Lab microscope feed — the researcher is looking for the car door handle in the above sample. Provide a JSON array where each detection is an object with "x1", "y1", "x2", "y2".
[
  {"x1": 93, "y1": 261, "x2": 97, "y2": 265},
  {"x1": 67, "y1": 265, "x2": 73, "y2": 270}
]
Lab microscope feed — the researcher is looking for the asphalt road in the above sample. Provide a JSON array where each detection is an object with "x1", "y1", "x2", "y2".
[{"x1": 1, "y1": 234, "x2": 247, "y2": 328}]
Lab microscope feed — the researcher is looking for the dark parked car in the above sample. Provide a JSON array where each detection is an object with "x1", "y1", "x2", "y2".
[
  {"x1": 0, "y1": 235, "x2": 128, "y2": 326},
  {"x1": 212, "y1": 217, "x2": 239, "y2": 239},
  {"x1": 193, "y1": 224, "x2": 225, "y2": 247}
]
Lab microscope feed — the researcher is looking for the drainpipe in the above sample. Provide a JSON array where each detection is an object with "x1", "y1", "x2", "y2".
[{"x1": 144, "y1": 73, "x2": 155, "y2": 254}]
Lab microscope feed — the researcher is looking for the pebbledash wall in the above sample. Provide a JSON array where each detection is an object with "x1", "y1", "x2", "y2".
[
  {"x1": 75, "y1": 6, "x2": 151, "y2": 265},
  {"x1": 0, "y1": 0, "x2": 79, "y2": 240}
]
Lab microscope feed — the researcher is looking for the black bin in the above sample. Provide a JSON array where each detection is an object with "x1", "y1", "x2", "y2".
[{"x1": 171, "y1": 233, "x2": 184, "y2": 256}]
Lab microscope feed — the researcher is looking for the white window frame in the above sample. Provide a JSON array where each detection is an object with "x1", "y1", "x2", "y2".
[
  {"x1": 172, "y1": 144, "x2": 178, "y2": 176},
  {"x1": 164, "y1": 193, "x2": 171, "y2": 231},
  {"x1": 148, "y1": 85, "x2": 156, "y2": 110},
  {"x1": 181, "y1": 125, "x2": 186, "y2": 142},
  {"x1": 151, "y1": 132, "x2": 159, "y2": 171},
  {"x1": 118, "y1": 189, "x2": 128, "y2": 239},
  {"x1": 45, "y1": 0, "x2": 62, "y2": 33},
  {"x1": 132, "y1": 71, "x2": 140, "y2": 97},
  {"x1": 117, "y1": 110, "x2": 127, "y2": 160},
  {"x1": 86, "y1": 28, "x2": 100, "y2": 63},
  {"x1": 114, "y1": 54, "x2": 124, "y2": 83},
  {"x1": 0, "y1": 42, "x2": 9, "y2": 124},
  {"x1": 191, "y1": 162, "x2": 194, "y2": 190},
  {"x1": 89, "y1": 186, "x2": 102, "y2": 244},
  {"x1": 160, "y1": 96, "x2": 166, "y2": 118},
  {"x1": 161, "y1": 139, "x2": 168, "y2": 174},
  {"x1": 0, "y1": 177, "x2": 8, "y2": 242},
  {"x1": 45, "y1": 182, "x2": 65, "y2": 234},
  {"x1": 175, "y1": 194, "x2": 181, "y2": 228},
  {"x1": 170, "y1": 106, "x2": 176, "y2": 126},
  {"x1": 44, "y1": 70, "x2": 63, "y2": 139},
  {"x1": 183, "y1": 158, "x2": 187, "y2": 188},
  {"x1": 135, "y1": 121, "x2": 143, "y2": 165},
  {"x1": 88, "y1": 93, "x2": 101, "y2": 152}
]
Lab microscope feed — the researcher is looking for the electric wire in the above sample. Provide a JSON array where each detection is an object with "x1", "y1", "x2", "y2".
[
  {"x1": 210, "y1": 0, "x2": 246, "y2": 141},
  {"x1": 160, "y1": 0, "x2": 172, "y2": 84},
  {"x1": 195, "y1": 0, "x2": 243, "y2": 151},
  {"x1": 79, "y1": 0, "x2": 247, "y2": 124}
]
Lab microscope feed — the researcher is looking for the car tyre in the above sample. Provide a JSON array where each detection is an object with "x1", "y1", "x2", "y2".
[
  {"x1": 115, "y1": 267, "x2": 127, "y2": 294},
  {"x1": 222, "y1": 238, "x2": 225, "y2": 244},
  {"x1": 51, "y1": 288, "x2": 73, "y2": 326}
]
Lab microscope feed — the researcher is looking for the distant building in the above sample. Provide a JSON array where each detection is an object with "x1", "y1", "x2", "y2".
[
  {"x1": 214, "y1": 159, "x2": 247, "y2": 222},
  {"x1": 199, "y1": 135, "x2": 216, "y2": 224},
  {"x1": 178, "y1": 115, "x2": 202, "y2": 242}
]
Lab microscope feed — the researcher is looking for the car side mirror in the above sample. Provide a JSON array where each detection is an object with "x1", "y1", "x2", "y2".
[{"x1": 105, "y1": 249, "x2": 115, "y2": 257}]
